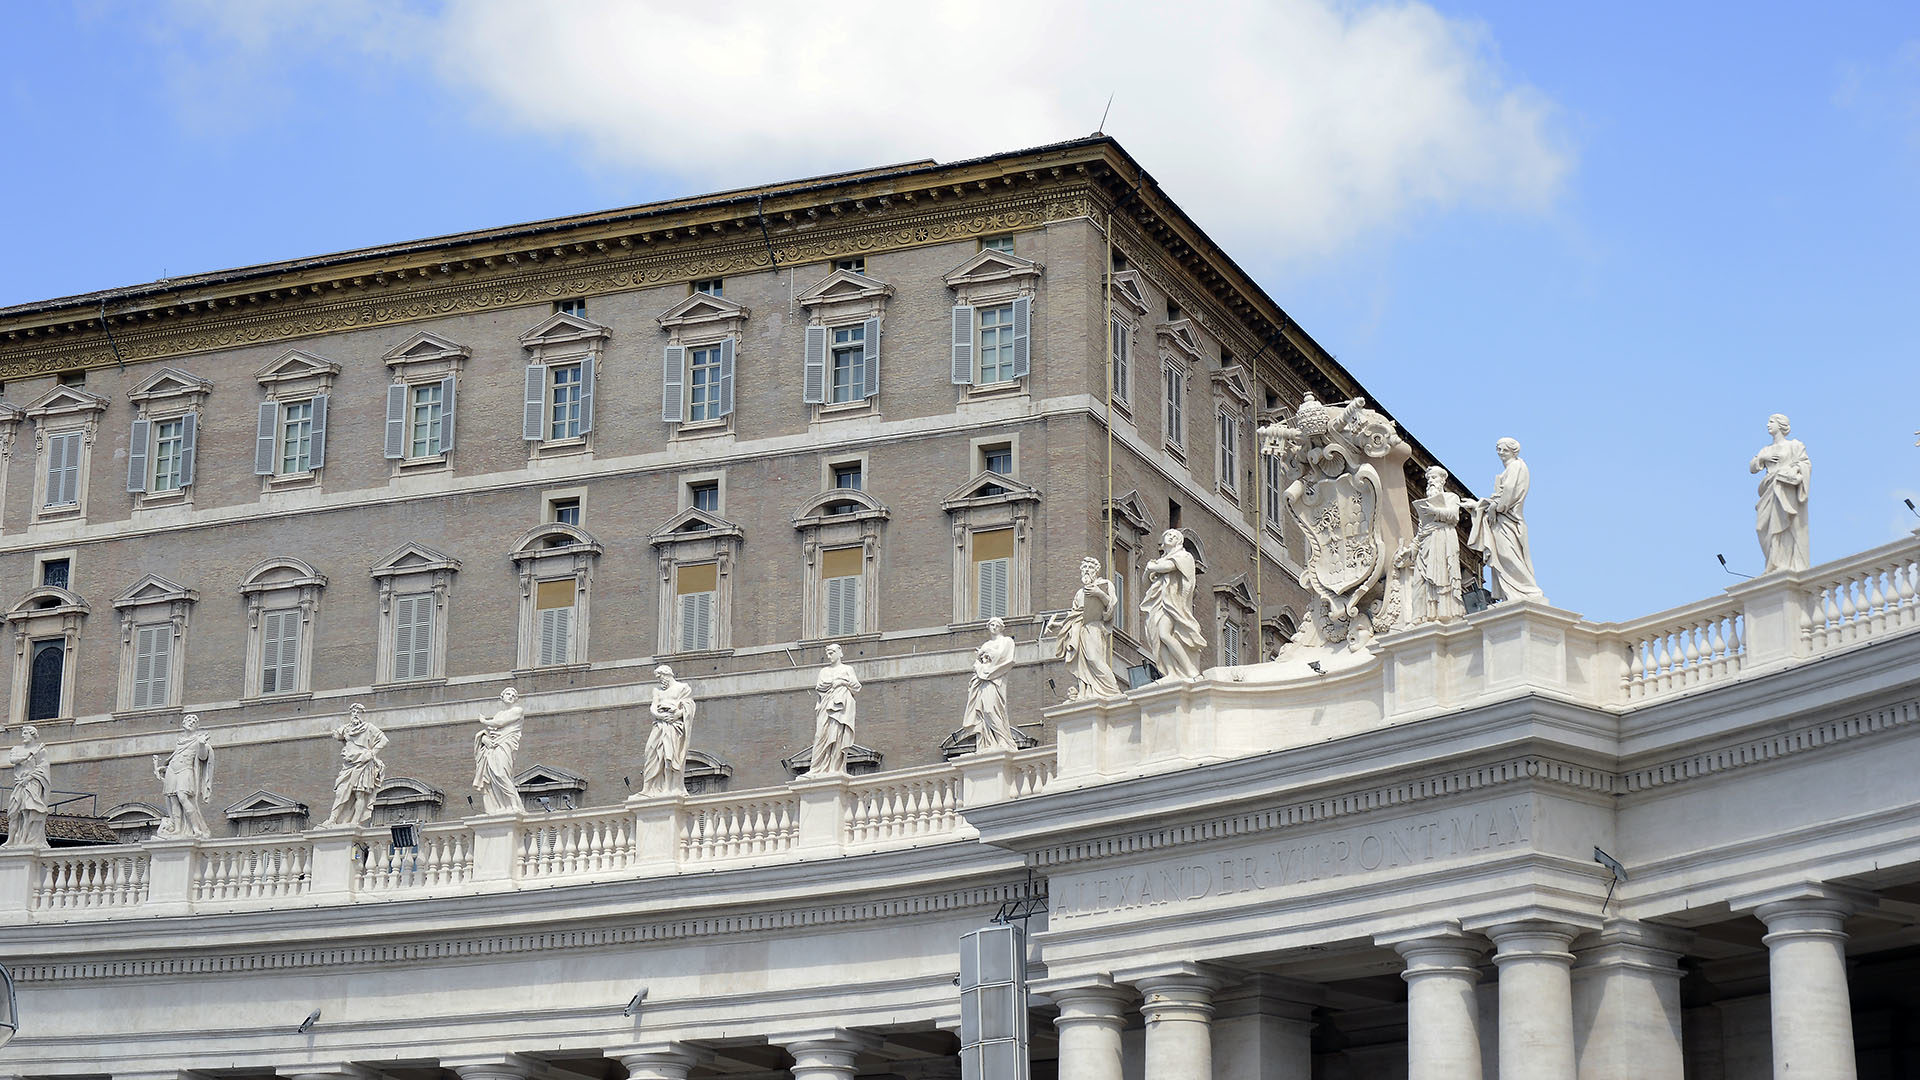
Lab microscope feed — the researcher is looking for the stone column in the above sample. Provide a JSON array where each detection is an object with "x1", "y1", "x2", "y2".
[
  {"x1": 1211, "y1": 974, "x2": 1319, "y2": 1080},
  {"x1": 1486, "y1": 921, "x2": 1580, "y2": 1080},
  {"x1": 617, "y1": 1046, "x2": 701, "y2": 1080},
  {"x1": 1570, "y1": 920, "x2": 1689, "y2": 1080},
  {"x1": 1386, "y1": 929, "x2": 1485, "y2": 1080},
  {"x1": 1136, "y1": 971, "x2": 1220, "y2": 1080},
  {"x1": 1050, "y1": 984, "x2": 1132, "y2": 1080},
  {"x1": 1755, "y1": 894, "x2": 1859, "y2": 1080},
  {"x1": 445, "y1": 1057, "x2": 540, "y2": 1080},
  {"x1": 785, "y1": 1031, "x2": 876, "y2": 1080}
]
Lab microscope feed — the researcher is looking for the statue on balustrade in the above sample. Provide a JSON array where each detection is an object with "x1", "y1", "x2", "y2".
[
  {"x1": 152, "y1": 713, "x2": 214, "y2": 840},
  {"x1": 1142, "y1": 528, "x2": 1207, "y2": 680},
  {"x1": 1750, "y1": 413, "x2": 1812, "y2": 573},
  {"x1": 808, "y1": 643, "x2": 862, "y2": 777},
  {"x1": 961, "y1": 617, "x2": 1019, "y2": 752},
  {"x1": 4, "y1": 725, "x2": 50, "y2": 848},
  {"x1": 322, "y1": 703, "x2": 388, "y2": 828},
  {"x1": 1378, "y1": 466, "x2": 1467, "y2": 632},
  {"x1": 1468, "y1": 437, "x2": 1549, "y2": 605},
  {"x1": 472, "y1": 687, "x2": 525, "y2": 815},
  {"x1": 643, "y1": 665, "x2": 694, "y2": 797},
  {"x1": 1258, "y1": 393, "x2": 1407, "y2": 653},
  {"x1": 1043, "y1": 557, "x2": 1124, "y2": 700}
]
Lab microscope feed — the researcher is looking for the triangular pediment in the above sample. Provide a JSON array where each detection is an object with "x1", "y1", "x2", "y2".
[
  {"x1": 24, "y1": 384, "x2": 108, "y2": 418},
  {"x1": 1213, "y1": 574, "x2": 1255, "y2": 611},
  {"x1": 510, "y1": 522, "x2": 603, "y2": 560},
  {"x1": 649, "y1": 507, "x2": 744, "y2": 545},
  {"x1": 1109, "y1": 270, "x2": 1150, "y2": 318},
  {"x1": 112, "y1": 573, "x2": 195, "y2": 609},
  {"x1": 797, "y1": 269, "x2": 895, "y2": 308},
  {"x1": 1104, "y1": 490, "x2": 1156, "y2": 536},
  {"x1": 941, "y1": 471, "x2": 1042, "y2": 512},
  {"x1": 944, "y1": 248, "x2": 1043, "y2": 289},
  {"x1": 1157, "y1": 319, "x2": 1204, "y2": 366},
  {"x1": 793, "y1": 488, "x2": 890, "y2": 525},
  {"x1": 514, "y1": 764, "x2": 587, "y2": 791},
  {"x1": 518, "y1": 310, "x2": 611, "y2": 348},
  {"x1": 0, "y1": 401, "x2": 23, "y2": 424},
  {"x1": 369, "y1": 542, "x2": 461, "y2": 578},
  {"x1": 224, "y1": 789, "x2": 309, "y2": 818},
  {"x1": 383, "y1": 331, "x2": 472, "y2": 365},
  {"x1": 1211, "y1": 364, "x2": 1255, "y2": 410},
  {"x1": 254, "y1": 349, "x2": 341, "y2": 385},
  {"x1": 656, "y1": 292, "x2": 750, "y2": 330},
  {"x1": 127, "y1": 366, "x2": 213, "y2": 404}
]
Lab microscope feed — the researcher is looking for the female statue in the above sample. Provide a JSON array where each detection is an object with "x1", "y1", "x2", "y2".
[
  {"x1": 1044, "y1": 557, "x2": 1123, "y2": 700},
  {"x1": 472, "y1": 687, "x2": 525, "y2": 814},
  {"x1": 808, "y1": 643, "x2": 862, "y2": 777},
  {"x1": 961, "y1": 617, "x2": 1019, "y2": 751},
  {"x1": 5, "y1": 725, "x2": 50, "y2": 848},
  {"x1": 1750, "y1": 413, "x2": 1812, "y2": 573},
  {"x1": 1142, "y1": 528, "x2": 1207, "y2": 680},
  {"x1": 153, "y1": 713, "x2": 214, "y2": 840},
  {"x1": 322, "y1": 703, "x2": 388, "y2": 828},
  {"x1": 643, "y1": 665, "x2": 695, "y2": 797}
]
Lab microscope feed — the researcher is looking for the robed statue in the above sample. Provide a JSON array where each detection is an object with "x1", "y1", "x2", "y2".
[
  {"x1": 153, "y1": 713, "x2": 215, "y2": 840},
  {"x1": 1468, "y1": 437, "x2": 1548, "y2": 604},
  {"x1": 643, "y1": 665, "x2": 694, "y2": 797},
  {"x1": 472, "y1": 687, "x2": 525, "y2": 815},
  {"x1": 1044, "y1": 556, "x2": 1124, "y2": 700},
  {"x1": 5, "y1": 725, "x2": 51, "y2": 848},
  {"x1": 322, "y1": 703, "x2": 388, "y2": 827},
  {"x1": 1142, "y1": 528, "x2": 1207, "y2": 680},
  {"x1": 961, "y1": 617, "x2": 1019, "y2": 752},
  {"x1": 808, "y1": 643, "x2": 862, "y2": 777},
  {"x1": 1750, "y1": 413, "x2": 1811, "y2": 573}
]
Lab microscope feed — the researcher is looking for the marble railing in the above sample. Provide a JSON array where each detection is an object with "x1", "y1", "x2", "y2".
[
  {"x1": 0, "y1": 745, "x2": 1056, "y2": 922},
  {"x1": 1617, "y1": 597, "x2": 1745, "y2": 701}
]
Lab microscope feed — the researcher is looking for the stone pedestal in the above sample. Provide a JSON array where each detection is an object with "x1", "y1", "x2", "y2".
[
  {"x1": 144, "y1": 838, "x2": 199, "y2": 915},
  {"x1": 466, "y1": 811, "x2": 522, "y2": 884},
  {"x1": 1137, "y1": 972, "x2": 1220, "y2": 1080},
  {"x1": 1487, "y1": 921, "x2": 1580, "y2": 1080},
  {"x1": 305, "y1": 825, "x2": 359, "y2": 899},
  {"x1": 1386, "y1": 929, "x2": 1485, "y2": 1080},
  {"x1": 1050, "y1": 984, "x2": 1132, "y2": 1080},
  {"x1": 788, "y1": 775, "x2": 853, "y2": 854},
  {"x1": 0, "y1": 848, "x2": 37, "y2": 920},
  {"x1": 956, "y1": 747, "x2": 1017, "y2": 805},
  {"x1": 1211, "y1": 975, "x2": 1318, "y2": 1080},
  {"x1": 627, "y1": 792, "x2": 684, "y2": 869},
  {"x1": 1571, "y1": 920, "x2": 1689, "y2": 1080},
  {"x1": 1754, "y1": 893, "x2": 1860, "y2": 1080}
]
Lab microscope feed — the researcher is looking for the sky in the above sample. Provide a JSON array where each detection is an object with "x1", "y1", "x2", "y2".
[{"x1": 0, "y1": 0, "x2": 1914, "y2": 622}]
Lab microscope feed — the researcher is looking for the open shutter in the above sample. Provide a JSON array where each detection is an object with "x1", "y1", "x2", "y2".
[
  {"x1": 178, "y1": 413, "x2": 197, "y2": 486},
  {"x1": 1011, "y1": 296, "x2": 1031, "y2": 378},
  {"x1": 254, "y1": 402, "x2": 278, "y2": 475},
  {"x1": 523, "y1": 366, "x2": 545, "y2": 441},
  {"x1": 126, "y1": 418, "x2": 150, "y2": 493},
  {"x1": 440, "y1": 375, "x2": 457, "y2": 451},
  {"x1": 579, "y1": 357, "x2": 596, "y2": 434},
  {"x1": 384, "y1": 384, "x2": 407, "y2": 459},
  {"x1": 950, "y1": 306, "x2": 975, "y2": 385},
  {"x1": 308, "y1": 394, "x2": 329, "y2": 468},
  {"x1": 802, "y1": 326, "x2": 827, "y2": 404},
  {"x1": 862, "y1": 316, "x2": 880, "y2": 399},
  {"x1": 662, "y1": 346, "x2": 685, "y2": 422},
  {"x1": 717, "y1": 337, "x2": 735, "y2": 417}
]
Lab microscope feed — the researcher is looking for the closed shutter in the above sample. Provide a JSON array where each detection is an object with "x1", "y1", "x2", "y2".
[
  {"x1": 260, "y1": 609, "x2": 301, "y2": 695},
  {"x1": 678, "y1": 591, "x2": 714, "y2": 652},
  {"x1": 1222, "y1": 621, "x2": 1240, "y2": 667},
  {"x1": 716, "y1": 337, "x2": 735, "y2": 417},
  {"x1": 537, "y1": 606, "x2": 573, "y2": 666},
  {"x1": 523, "y1": 365, "x2": 545, "y2": 441},
  {"x1": 308, "y1": 394, "x2": 329, "y2": 468},
  {"x1": 178, "y1": 413, "x2": 197, "y2": 486},
  {"x1": 802, "y1": 326, "x2": 827, "y2": 404},
  {"x1": 661, "y1": 345, "x2": 685, "y2": 422},
  {"x1": 825, "y1": 575, "x2": 861, "y2": 638},
  {"x1": 440, "y1": 375, "x2": 457, "y2": 451},
  {"x1": 977, "y1": 559, "x2": 1010, "y2": 621},
  {"x1": 862, "y1": 316, "x2": 880, "y2": 399},
  {"x1": 255, "y1": 402, "x2": 278, "y2": 474},
  {"x1": 126, "y1": 418, "x2": 150, "y2": 493},
  {"x1": 384, "y1": 384, "x2": 407, "y2": 459},
  {"x1": 950, "y1": 306, "x2": 975, "y2": 385},
  {"x1": 131, "y1": 624, "x2": 171, "y2": 709},
  {"x1": 45, "y1": 432, "x2": 80, "y2": 507},
  {"x1": 393, "y1": 593, "x2": 433, "y2": 681},
  {"x1": 1010, "y1": 296, "x2": 1031, "y2": 378},
  {"x1": 579, "y1": 357, "x2": 596, "y2": 434}
]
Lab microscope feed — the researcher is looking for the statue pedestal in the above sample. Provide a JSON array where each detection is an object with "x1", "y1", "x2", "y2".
[
  {"x1": 467, "y1": 811, "x2": 523, "y2": 885},
  {"x1": 145, "y1": 838, "x2": 199, "y2": 916},
  {"x1": 626, "y1": 793, "x2": 685, "y2": 869},
  {"x1": 306, "y1": 825, "x2": 361, "y2": 899},
  {"x1": 787, "y1": 775, "x2": 853, "y2": 855},
  {"x1": 0, "y1": 848, "x2": 37, "y2": 922},
  {"x1": 956, "y1": 748, "x2": 1018, "y2": 805}
]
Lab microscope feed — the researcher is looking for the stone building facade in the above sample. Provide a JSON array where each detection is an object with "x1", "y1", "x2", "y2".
[{"x1": 0, "y1": 138, "x2": 1464, "y2": 832}]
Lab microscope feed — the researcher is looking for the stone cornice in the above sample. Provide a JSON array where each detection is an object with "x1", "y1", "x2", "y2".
[{"x1": 1621, "y1": 695, "x2": 1920, "y2": 793}]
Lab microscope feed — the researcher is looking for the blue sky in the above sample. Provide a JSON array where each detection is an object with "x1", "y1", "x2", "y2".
[{"x1": 1, "y1": 1, "x2": 1914, "y2": 622}]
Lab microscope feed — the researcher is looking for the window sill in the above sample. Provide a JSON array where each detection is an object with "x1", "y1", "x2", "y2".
[
  {"x1": 654, "y1": 647, "x2": 736, "y2": 662},
  {"x1": 395, "y1": 454, "x2": 450, "y2": 474},
  {"x1": 797, "y1": 633, "x2": 880, "y2": 648},
  {"x1": 264, "y1": 471, "x2": 320, "y2": 491},
  {"x1": 1165, "y1": 442, "x2": 1187, "y2": 463},
  {"x1": 1218, "y1": 485, "x2": 1240, "y2": 505},
  {"x1": 111, "y1": 705, "x2": 183, "y2": 723},
  {"x1": 673, "y1": 420, "x2": 733, "y2": 442},
  {"x1": 245, "y1": 690, "x2": 314, "y2": 705},
  {"x1": 965, "y1": 380, "x2": 1026, "y2": 401},
  {"x1": 948, "y1": 615, "x2": 1036, "y2": 634},
  {"x1": 134, "y1": 489, "x2": 191, "y2": 512},
  {"x1": 373, "y1": 677, "x2": 448, "y2": 691},
  {"x1": 513, "y1": 662, "x2": 592, "y2": 678},
  {"x1": 529, "y1": 438, "x2": 590, "y2": 460},
  {"x1": 1110, "y1": 397, "x2": 1133, "y2": 420},
  {"x1": 814, "y1": 399, "x2": 875, "y2": 421}
]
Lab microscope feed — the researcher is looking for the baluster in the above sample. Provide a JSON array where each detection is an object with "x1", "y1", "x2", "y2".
[
  {"x1": 1649, "y1": 636, "x2": 1669, "y2": 695},
  {"x1": 1899, "y1": 562, "x2": 1918, "y2": 628},
  {"x1": 1839, "y1": 579, "x2": 1859, "y2": 643},
  {"x1": 1869, "y1": 568, "x2": 1889, "y2": 636},
  {"x1": 1680, "y1": 624, "x2": 1700, "y2": 685},
  {"x1": 1727, "y1": 616, "x2": 1745, "y2": 673}
]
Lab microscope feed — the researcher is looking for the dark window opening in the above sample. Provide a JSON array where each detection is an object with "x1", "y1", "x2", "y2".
[
  {"x1": 27, "y1": 639, "x2": 64, "y2": 721},
  {"x1": 1169, "y1": 500, "x2": 1182, "y2": 529},
  {"x1": 40, "y1": 558, "x2": 70, "y2": 589}
]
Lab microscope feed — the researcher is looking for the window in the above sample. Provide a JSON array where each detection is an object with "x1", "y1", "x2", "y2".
[
  {"x1": 26, "y1": 640, "x2": 63, "y2": 722},
  {"x1": 689, "y1": 346, "x2": 725, "y2": 422},
  {"x1": 128, "y1": 399, "x2": 201, "y2": 500},
  {"x1": 1110, "y1": 546, "x2": 1129, "y2": 631},
  {"x1": 1218, "y1": 410, "x2": 1241, "y2": 496},
  {"x1": 982, "y1": 444, "x2": 1013, "y2": 476},
  {"x1": 535, "y1": 578, "x2": 577, "y2": 666},
  {"x1": 1221, "y1": 619, "x2": 1242, "y2": 667},
  {"x1": 27, "y1": 384, "x2": 108, "y2": 520},
  {"x1": 675, "y1": 563, "x2": 717, "y2": 652},
  {"x1": 1167, "y1": 298, "x2": 1182, "y2": 321},
  {"x1": 555, "y1": 298, "x2": 587, "y2": 317},
  {"x1": 129, "y1": 623, "x2": 173, "y2": 710},
  {"x1": 693, "y1": 278, "x2": 723, "y2": 297},
  {"x1": 834, "y1": 257, "x2": 865, "y2": 274},
  {"x1": 830, "y1": 324, "x2": 867, "y2": 404},
  {"x1": 982, "y1": 235, "x2": 1016, "y2": 254},
  {"x1": 662, "y1": 339, "x2": 735, "y2": 426},
  {"x1": 371, "y1": 542, "x2": 459, "y2": 684},
  {"x1": 43, "y1": 431, "x2": 81, "y2": 507},
  {"x1": 391, "y1": 593, "x2": 435, "y2": 682},
  {"x1": 690, "y1": 482, "x2": 719, "y2": 514},
  {"x1": 385, "y1": 377, "x2": 456, "y2": 462},
  {"x1": 803, "y1": 318, "x2": 880, "y2": 407},
  {"x1": 40, "y1": 559, "x2": 69, "y2": 589},
  {"x1": 150, "y1": 419, "x2": 185, "y2": 492},
  {"x1": 259, "y1": 608, "x2": 301, "y2": 695},
  {"x1": 977, "y1": 303, "x2": 1018, "y2": 385},
  {"x1": 973, "y1": 528, "x2": 1013, "y2": 621},
  {"x1": 1263, "y1": 454, "x2": 1284, "y2": 531},
  {"x1": 550, "y1": 497, "x2": 581, "y2": 526},
  {"x1": 832, "y1": 463, "x2": 863, "y2": 490},
  {"x1": 519, "y1": 313, "x2": 605, "y2": 450},
  {"x1": 254, "y1": 350, "x2": 339, "y2": 481},
  {"x1": 280, "y1": 400, "x2": 315, "y2": 475},
  {"x1": 1164, "y1": 366, "x2": 1186, "y2": 449},
  {"x1": 821, "y1": 547, "x2": 863, "y2": 637},
  {"x1": 1169, "y1": 500, "x2": 1182, "y2": 529},
  {"x1": 549, "y1": 362, "x2": 585, "y2": 440},
  {"x1": 1111, "y1": 251, "x2": 1128, "y2": 271},
  {"x1": 946, "y1": 250, "x2": 1038, "y2": 389},
  {"x1": 1110, "y1": 314, "x2": 1131, "y2": 404},
  {"x1": 58, "y1": 370, "x2": 84, "y2": 387}
]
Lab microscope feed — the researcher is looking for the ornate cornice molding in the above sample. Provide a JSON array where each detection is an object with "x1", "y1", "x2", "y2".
[{"x1": 1622, "y1": 696, "x2": 1920, "y2": 793}]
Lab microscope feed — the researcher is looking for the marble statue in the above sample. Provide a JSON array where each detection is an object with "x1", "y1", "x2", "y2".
[
  {"x1": 1142, "y1": 528, "x2": 1207, "y2": 680},
  {"x1": 472, "y1": 687, "x2": 525, "y2": 815},
  {"x1": 1750, "y1": 413, "x2": 1812, "y2": 573},
  {"x1": 960, "y1": 617, "x2": 1019, "y2": 752},
  {"x1": 808, "y1": 643, "x2": 862, "y2": 777},
  {"x1": 1043, "y1": 556, "x2": 1124, "y2": 700},
  {"x1": 643, "y1": 665, "x2": 694, "y2": 797},
  {"x1": 152, "y1": 713, "x2": 214, "y2": 840},
  {"x1": 1258, "y1": 393, "x2": 1408, "y2": 652},
  {"x1": 1378, "y1": 466, "x2": 1467, "y2": 632},
  {"x1": 5, "y1": 725, "x2": 51, "y2": 848},
  {"x1": 322, "y1": 703, "x2": 388, "y2": 828},
  {"x1": 1468, "y1": 437, "x2": 1548, "y2": 605}
]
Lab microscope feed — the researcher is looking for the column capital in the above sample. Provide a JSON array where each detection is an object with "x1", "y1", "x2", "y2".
[
  {"x1": 613, "y1": 1044, "x2": 705, "y2": 1080},
  {"x1": 1573, "y1": 917, "x2": 1693, "y2": 977},
  {"x1": 282, "y1": 1068, "x2": 380, "y2": 1080},
  {"x1": 442, "y1": 1055, "x2": 544, "y2": 1080},
  {"x1": 1135, "y1": 969, "x2": 1220, "y2": 1025},
  {"x1": 1484, "y1": 919, "x2": 1582, "y2": 967},
  {"x1": 1731, "y1": 880, "x2": 1873, "y2": 924},
  {"x1": 1380, "y1": 924, "x2": 1487, "y2": 981},
  {"x1": 784, "y1": 1029, "x2": 880, "y2": 1076},
  {"x1": 1212, "y1": 972, "x2": 1323, "y2": 1024},
  {"x1": 1045, "y1": 981, "x2": 1135, "y2": 1028}
]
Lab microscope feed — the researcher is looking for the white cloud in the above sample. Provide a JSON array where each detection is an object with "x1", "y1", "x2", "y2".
[{"x1": 161, "y1": 0, "x2": 1572, "y2": 261}]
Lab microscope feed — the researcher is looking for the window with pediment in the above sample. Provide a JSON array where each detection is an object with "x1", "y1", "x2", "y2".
[
  {"x1": 0, "y1": 401, "x2": 22, "y2": 529},
  {"x1": 370, "y1": 543, "x2": 460, "y2": 685},
  {"x1": 112, "y1": 574, "x2": 194, "y2": 714},
  {"x1": 5, "y1": 586, "x2": 86, "y2": 724},
  {"x1": 240, "y1": 558, "x2": 326, "y2": 700},
  {"x1": 1215, "y1": 576, "x2": 1255, "y2": 668},
  {"x1": 942, "y1": 472, "x2": 1040, "y2": 626},
  {"x1": 649, "y1": 508, "x2": 742, "y2": 656},
  {"x1": 519, "y1": 311, "x2": 609, "y2": 456},
  {"x1": 125, "y1": 367, "x2": 211, "y2": 510},
  {"x1": 253, "y1": 350, "x2": 340, "y2": 489},
  {"x1": 1105, "y1": 490, "x2": 1157, "y2": 641},
  {"x1": 25, "y1": 384, "x2": 108, "y2": 523},
  {"x1": 511, "y1": 523, "x2": 601, "y2": 670},
  {"x1": 372, "y1": 777, "x2": 445, "y2": 825},
  {"x1": 798, "y1": 268, "x2": 892, "y2": 418},
  {"x1": 1107, "y1": 270, "x2": 1149, "y2": 413},
  {"x1": 794, "y1": 486, "x2": 889, "y2": 641},
  {"x1": 945, "y1": 249, "x2": 1042, "y2": 394},
  {"x1": 382, "y1": 332, "x2": 470, "y2": 472},
  {"x1": 1158, "y1": 320, "x2": 1204, "y2": 461},
  {"x1": 1213, "y1": 364, "x2": 1254, "y2": 502},
  {"x1": 225, "y1": 789, "x2": 309, "y2": 837},
  {"x1": 656, "y1": 293, "x2": 747, "y2": 438}
]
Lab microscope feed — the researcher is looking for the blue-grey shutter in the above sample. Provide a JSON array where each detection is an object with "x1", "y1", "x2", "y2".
[
  {"x1": 440, "y1": 375, "x2": 457, "y2": 451},
  {"x1": 254, "y1": 402, "x2": 277, "y2": 475},
  {"x1": 862, "y1": 317, "x2": 881, "y2": 399},
  {"x1": 1011, "y1": 296, "x2": 1031, "y2": 379},
  {"x1": 126, "y1": 418, "x2": 150, "y2": 493},
  {"x1": 802, "y1": 326, "x2": 827, "y2": 404},
  {"x1": 579, "y1": 357, "x2": 596, "y2": 433},
  {"x1": 523, "y1": 365, "x2": 545, "y2": 441},
  {"x1": 384, "y1": 384, "x2": 407, "y2": 459},
  {"x1": 717, "y1": 337, "x2": 735, "y2": 417},
  {"x1": 308, "y1": 393, "x2": 329, "y2": 468},
  {"x1": 178, "y1": 413, "x2": 197, "y2": 487},
  {"x1": 662, "y1": 346, "x2": 685, "y2": 422},
  {"x1": 951, "y1": 306, "x2": 975, "y2": 385}
]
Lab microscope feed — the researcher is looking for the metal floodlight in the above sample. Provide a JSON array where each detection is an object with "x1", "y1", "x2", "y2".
[
  {"x1": 297, "y1": 1008, "x2": 321, "y2": 1034},
  {"x1": 1716, "y1": 554, "x2": 1753, "y2": 580},
  {"x1": 537, "y1": 796, "x2": 553, "y2": 813},
  {"x1": 1462, "y1": 583, "x2": 1493, "y2": 614},
  {"x1": 1593, "y1": 846, "x2": 1627, "y2": 881},
  {"x1": 389, "y1": 823, "x2": 418, "y2": 851},
  {"x1": 0, "y1": 962, "x2": 17, "y2": 1048},
  {"x1": 1306, "y1": 660, "x2": 1324, "y2": 675},
  {"x1": 958, "y1": 924, "x2": 1028, "y2": 1080},
  {"x1": 623, "y1": 988, "x2": 648, "y2": 1017},
  {"x1": 1905, "y1": 498, "x2": 1918, "y2": 519}
]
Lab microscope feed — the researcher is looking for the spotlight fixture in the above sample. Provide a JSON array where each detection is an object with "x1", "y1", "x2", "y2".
[
  {"x1": 1306, "y1": 660, "x2": 1324, "y2": 675},
  {"x1": 297, "y1": 1009, "x2": 321, "y2": 1034},
  {"x1": 537, "y1": 796, "x2": 553, "y2": 813},
  {"x1": 1716, "y1": 554, "x2": 1753, "y2": 580},
  {"x1": 623, "y1": 989, "x2": 648, "y2": 1017}
]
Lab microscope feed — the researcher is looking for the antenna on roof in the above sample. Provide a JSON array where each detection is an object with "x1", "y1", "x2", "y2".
[{"x1": 1096, "y1": 92, "x2": 1115, "y2": 135}]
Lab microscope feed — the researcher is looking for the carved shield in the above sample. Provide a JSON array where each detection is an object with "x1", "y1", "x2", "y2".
[{"x1": 1290, "y1": 463, "x2": 1385, "y2": 598}]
